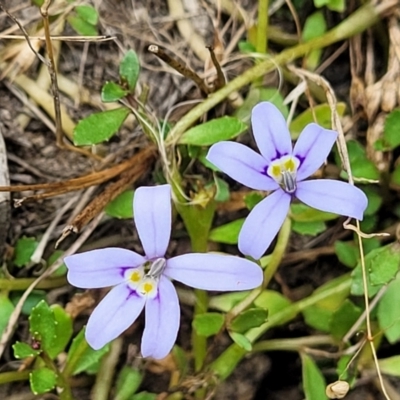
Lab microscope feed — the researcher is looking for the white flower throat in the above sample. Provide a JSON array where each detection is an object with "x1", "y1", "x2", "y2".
[
  {"x1": 125, "y1": 258, "x2": 166, "y2": 299},
  {"x1": 267, "y1": 155, "x2": 300, "y2": 194}
]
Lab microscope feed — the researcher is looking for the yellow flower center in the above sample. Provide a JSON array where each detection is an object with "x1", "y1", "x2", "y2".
[{"x1": 267, "y1": 155, "x2": 300, "y2": 193}]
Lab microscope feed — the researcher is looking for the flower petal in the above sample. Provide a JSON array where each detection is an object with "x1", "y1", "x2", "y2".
[
  {"x1": 251, "y1": 102, "x2": 292, "y2": 163},
  {"x1": 165, "y1": 254, "x2": 263, "y2": 291},
  {"x1": 293, "y1": 123, "x2": 338, "y2": 181},
  {"x1": 141, "y1": 276, "x2": 180, "y2": 359},
  {"x1": 85, "y1": 284, "x2": 145, "y2": 350},
  {"x1": 295, "y1": 180, "x2": 368, "y2": 220},
  {"x1": 207, "y1": 141, "x2": 278, "y2": 191},
  {"x1": 134, "y1": 185, "x2": 171, "y2": 259},
  {"x1": 65, "y1": 248, "x2": 146, "y2": 288},
  {"x1": 239, "y1": 189, "x2": 291, "y2": 259}
]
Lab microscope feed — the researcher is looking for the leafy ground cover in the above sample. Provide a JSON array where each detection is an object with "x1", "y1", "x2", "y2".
[{"x1": 0, "y1": 0, "x2": 400, "y2": 399}]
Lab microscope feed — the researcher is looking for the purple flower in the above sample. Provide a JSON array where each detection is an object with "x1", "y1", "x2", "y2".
[
  {"x1": 207, "y1": 102, "x2": 368, "y2": 260},
  {"x1": 64, "y1": 185, "x2": 262, "y2": 359}
]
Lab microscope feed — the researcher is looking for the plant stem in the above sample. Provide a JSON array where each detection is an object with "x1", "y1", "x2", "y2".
[
  {"x1": 0, "y1": 370, "x2": 30, "y2": 384},
  {"x1": 0, "y1": 276, "x2": 67, "y2": 291},
  {"x1": 62, "y1": 337, "x2": 89, "y2": 379},
  {"x1": 252, "y1": 335, "x2": 335, "y2": 352},
  {"x1": 210, "y1": 275, "x2": 351, "y2": 380},
  {"x1": 256, "y1": 0, "x2": 269, "y2": 54},
  {"x1": 166, "y1": 1, "x2": 391, "y2": 146}
]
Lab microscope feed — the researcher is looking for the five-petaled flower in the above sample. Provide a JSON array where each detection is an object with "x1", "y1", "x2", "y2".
[
  {"x1": 207, "y1": 102, "x2": 368, "y2": 260},
  {"x1": 64, "y1": 185, "x2": 262, "y2": 359}
]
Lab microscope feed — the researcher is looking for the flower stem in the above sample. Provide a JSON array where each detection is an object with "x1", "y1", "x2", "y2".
[
  {"x1": 0, "y1": 276, "x2": 67, "y2": 291},
  {"x1": 256, "y1": 0, "x2": 269, "y2": 54},
  {"x1": 210, "y1": 274, "x2": 351, "y2": 380},
  {"x1": 226, "y1": 217, "x2": 291, "y2": 324},
  {"x1": 166, "y1": 1, "x2": 391, "y2": 146},
  {"x1": 0, "y1": 370, "x2": 30, "y2": 384}
]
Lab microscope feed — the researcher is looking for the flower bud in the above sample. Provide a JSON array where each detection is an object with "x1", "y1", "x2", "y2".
[{"x1": 325, "y1": 380, "x2": 349, "y2": 399}]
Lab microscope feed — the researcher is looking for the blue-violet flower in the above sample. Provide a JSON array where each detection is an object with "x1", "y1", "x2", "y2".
[
  {"x1": 207, "y1": 102, "x2": 368, "y2": 260},
  {"x1": 64, "y1": 184, "x2": 262, "y2": 359}
]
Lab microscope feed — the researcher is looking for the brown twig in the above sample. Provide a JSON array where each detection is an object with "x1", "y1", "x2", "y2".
[
  {"x1": 206, "y1": 46, "x2": 226, "y2": 91},
  {"x1": 148, "y1": 44, "x2": 210, "y2": 95}
]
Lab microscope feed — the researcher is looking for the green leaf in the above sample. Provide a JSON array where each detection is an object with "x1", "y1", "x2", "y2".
[
  {"x1": 391, "y1": 163, "x2": 400, "y2": 187},
  {"x1": 362, "y1": 186, "x2": 382, "y2": 216},
  {"x1": 377, "y1": 274, "x2": 400, "y2": 343},
  {"x1": 30, "y1": 367, "x2": 57, "y2": 395},
  {"x1": 10, "y1": 290, "x2": 47, "y2": 316},
  {"x1": 330, "y1": 300, "x2": 362, "y2": 340},
  {"x1": 378, "y1": 355, "x2": 400, "y2": 377},
  {"x1": 292, "y1": 220, "x2": 326, "y2": 236},
  {"x1": 115, "y1": 366, "x2": 143, "y2": 400},
  {"x1": 0, "y1": 292, "x2": 14, "y2": 336},
  {"x1": 75, "y1": 5, "x2": 99, "y2": 25},
  {"x1": 228, "y1": 331, "x2": 252, "y2": 351},
  {"x1": 74, "y1": 107, "x2": 130, "y2": 146},
  {"x1": 290, "y1": 103, "x2": 346, "y2": 139},
  {"x1": 209, "y1": 218, "x2": 245, "y2": 245},
  {"x1": 325, "y1": 0, "x2": 345, "y2": 12},
  {"x1": 214, "y1": 178, "x2": 230, "y2": 202},
  {"x1": 29, "y1": 300, "x2": 56, "y2": 354},
  {"x1": 67, "y1": 15, "x2": 98, "y2": 36},
  {"x1": 31, "y1": 0, "x2": 45, "y2": 6},
  {"x1": 13, "y1": 341, "x2": 41, "y2": 359},
  {"x1": 119, "y1": 50, "x2": 140, "y2": 91},
  {"x1": 101, "y1": 82, "x2": 128, "y2": 102},
  {"x1": 179, "y1": 117, "x2": 247, "y2": 146},
  {"x1": 290, "y1": 203, "x2": 337, "y2": 222},
  {"x1": 381, "y1": 109, "x2": 400, "y2": 150},
  {"x1": 209, "y1": 292, "x2": 249, "y2": 312},
  {"x1": 13, "y1": 236, "x2": 38, "y2": 267},
  {"x1": 244, "y1": 191, "x2": 264, "y2": 210},
  {"x1": 351, "y1": 244, "x2": 400, "y2": 297},
  {"x1": 192, "y1": 313, "x2": 224, "y2": 337},
  {"x1": 302, "y1": 12, "x2": 327, "y2": 70},
  {"x1": 301, "y1": 353, "x2": 328, "y2": 400},
  {"x1": 105, "y1": 190, "x2": 134, "y2": 219},
  {"x1": 48, "y1": 305, "x2": 73, "y2": 359},
  {"x1": 67, "y1": 329, "x2": 109, "y2": 375},
  {"x1": 335, "y1": 241, "x2": 358, "y2": 268},
  {"x1": 254, "y1": 290, "x2": 293, "y2": 318},
  {"x1": 230, "y1": 308, "x2": 268, "y2": 333},
  {"x1": 131, "y1": 392, "x2": 157, "y2": 400}
]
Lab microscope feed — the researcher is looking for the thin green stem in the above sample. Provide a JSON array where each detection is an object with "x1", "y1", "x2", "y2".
[
  {"x1": 256, "y1": 0, "x2": 269, "y2": 54},
  {"x1": 0, "y1": 370, "x2": 30, "y2": 384},
  {"x1": 0, "y1": 276, "x2": 67, "y2": 291},
  {"x1": 62, "y1": 337, "x2": 89, "y2": 379},
  {"x1": 166, "y1": 2, "x2": 388, "y2": 146},
  {"x1": 226, "y1": 218, "x2": 291, "y2": 324},
  {"x1": 211, "y1": 275, "x2": 351, "y2": 380}
]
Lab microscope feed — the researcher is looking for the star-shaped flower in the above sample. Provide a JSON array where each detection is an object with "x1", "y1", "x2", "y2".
[
  {"x1": 207, "y1": 102, "x2": 368, "y2": 260},
  {"x1": 64, "y1": 185, "x2": 262, "y2": 359}
]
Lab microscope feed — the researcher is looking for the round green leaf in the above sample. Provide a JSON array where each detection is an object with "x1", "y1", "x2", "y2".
[
  {"x1": 29, "y1": 300, "x2": 56, "y2": 354},
  {"x1": 30, "y1": 367, "x2": 57, "y2": 395},
  {"x1": 101, "y1": 82, "x2": 128, "y2": 102},
  {"x1": 13, "y1": 341, "x2": 41, "y2": 359},
  {"x1": 105, "y1": 190, "x2": 134, "y2": 219},
  {"x1": 192, "y1": 313, "x2": 224, "y2": 337},
  {"x1": 209, "y1": 218, "x2": 245, "y2": 245},
  {"x1": 230, "y1": 308, "x2": 268, "y2": 333},
  {"x1": 119, "y1": 50, "x2": 140, "y2": 91}
]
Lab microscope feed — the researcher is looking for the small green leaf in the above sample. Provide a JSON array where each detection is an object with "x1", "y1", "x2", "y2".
[
  {"x1": 29, "y1": 300, "x2": 56, "y2": 354},
  {"x1": 67, "y1": 15, "x2": 98, "y2": 36},
  {"x1": 214, "y1": 178, "x2": 230, "y2": 202},
  {"x1": 335, "y1": 241, "x2": 358, "y2": 268},
  {"x1": 115, "y1": 366, "x2": 143, "y2": 400},
  {"x1": 192, "y1": 313, "x2": 224, "y2": 337},
  {"x1": 292, "y1": 220, "x2": 326, "y2": 236},
  {"x1": 330, "y1": 300, "x2": 362, "y2": 340},
  {"x1": 101, "y1": 82, "x2": 128, "y2": 102},
  {"x1": 244, "y1": 191, "x2": 264, "y2": 210},
  {"x1": 325, "y1": 0, "x2": 345, "y2": 12},
  {"x1": 290, "y1": 203, "x2": 337, "y2": 222},
  {"x1": 230, "y1": 308, "x2": 268, "y2": 333},
  {"x1": 378, "y1": 355, "x2": 400, "y2": 377},
  {"x1": 13, "y1": 341, "x2": 41, "y2": 359},
  {"x1": 238, "y1": 41, "x2": 256, "y2": 54},
  {"x1": 351, "y1": 244, "x2": 400, "y2": 297},
  {"x1": 67, "y1": 329, "x2": 109, "y2": 375},
  {"x1": 382, "y1": 109, "x2": 400, "y2": 150},
  {"x1": 13, "y1": 237, "x2": 38, "y2": 267},
  {"x1": 209, "y1": 292, "x2": 249, "y2": 312},
  {"x1": 290, "y1": 103, "x2": 346, "y2": 139},
  {"x1": 74, "y1": 107, "x2": 130, "y2": 146},
  {"x1": 0, "y1": 293, "x2": 14, "y2": 336},
  {"x1": 377, "y1": 274, "x2": 400, "y2": 343},
  {"x1": 105, "y1": 190, "x2": 134, "y2": 219},
  {"x1": 209, "y1": 219, "x2": 245, "y2": 245},
  {"x1": 229, "y1": 331, "x2": 252, "y2": 351},
  {"x1": 31, "y1": 0, "x2": 45, "y2": 6},
  {"x1": 362, "y1": 186, "x2": 382, "y2": 216},
  {"x1": 391, "y1": 163, "x2": 400, "y2": 187},
  {"x1": 131, "y1": 392, "x2": 157, "y2": 400},
  {"x1": 302, "y1": 12, "x2": 327, "y2": 70},
  {"x1": 48, "y1": 305, "x2": 73, "y2": 359},
  {"x1": 179, "y1": 117, "x2": 247, "y2": 146},
  {"x1": 30, "y1": 367, "x2": 57, "y2": 395},
  {"x1": 10, "y1": 290, "x2": 47, "y2": 316},
  {"x1": 119, "y1": 50, "x2": 140, "y2": 91},
  {"x1": 75, "y1": 5, "x2": 99, "y2": 25},
  {"x1": 301, "y1": 353, "x2": 328, "y2": 400}
]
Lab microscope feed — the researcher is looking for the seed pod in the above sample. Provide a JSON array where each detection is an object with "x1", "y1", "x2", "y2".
[{"x1": 325, "y1": 380, "x2": 350, "y2": 399}]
